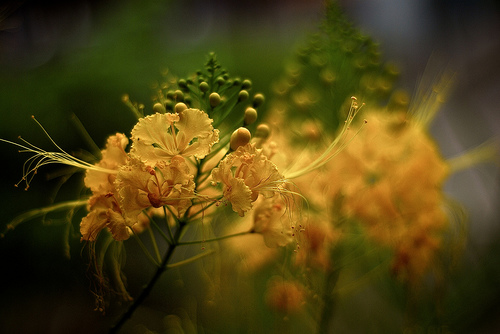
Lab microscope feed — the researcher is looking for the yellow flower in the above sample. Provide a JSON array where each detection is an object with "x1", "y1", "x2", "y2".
[
  {"x1": 115, "y1": 155, "x2": 195, "y2": 218},
  {"x1": 265, "y1": 277, "x2": 306, "y2": 314},
  {"x1": 211, "y1": 143, "x2": 285, "y2": 217},
  {"x1": 80, "y1": 194, "x2": 132, "y2": 242},
  {"x1": 130, "y1": 109, "x2": 219, "y2": 165},
  {"x1": 326, "y1": 108, "x2": 451, "y2": 282},
  {"x1": 84, "y1": 133, "x2": 129, "y2": 195},
  {"x1": 252, "y1": 195, "x2": 294, "y2": 248}
]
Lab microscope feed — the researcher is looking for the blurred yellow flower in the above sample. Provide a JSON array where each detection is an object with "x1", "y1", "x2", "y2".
[{"x1": 327, "y1": 108, "x2": 450, "y2": 282}]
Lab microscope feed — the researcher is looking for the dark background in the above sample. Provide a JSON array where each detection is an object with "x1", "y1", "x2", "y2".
[{"x1": 0, "y1": 0, "x2": 499, "y2": 333}]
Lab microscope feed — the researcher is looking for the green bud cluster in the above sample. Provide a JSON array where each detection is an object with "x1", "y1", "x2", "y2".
[
  {"x1": 131, "y1": 53, "x2": 268, "y2": 155},
  {"x1": 269, "y1": 1, "x2": 400, "y2": 134}
]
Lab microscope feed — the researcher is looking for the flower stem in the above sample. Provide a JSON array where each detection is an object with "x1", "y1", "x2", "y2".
[
  {"x1": 177, "y1": 230, "x2": 252, "y2": 246},
  {"x1": 317, "y1": 266, "x2": 341, "y2": 334},
  {"x1": 109, "y1": 225, "x2": 182, "y2": 333},
  {"x1": 147, "y1": 227, "x2": 162, "y2": 263},
  {"x1": 163, "y1": 206, "x2": 176, "y2": 243}
]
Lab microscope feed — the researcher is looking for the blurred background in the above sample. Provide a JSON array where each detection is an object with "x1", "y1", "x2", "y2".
[{"x1": 0, "y1": 0, "x2": 498, "y2": 333}]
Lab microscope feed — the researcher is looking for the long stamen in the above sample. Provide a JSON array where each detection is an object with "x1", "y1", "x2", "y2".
[
  {"x1": 1, "y1": 118, "x2": 117, "y2": 190},
  {"x1": 284, "y1": 97, "x2": 365, "y2": 179}
]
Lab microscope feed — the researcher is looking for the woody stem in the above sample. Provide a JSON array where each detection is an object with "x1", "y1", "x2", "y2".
[{"x1": 109, "y1": 224, "x2": 183, "y2": 334}]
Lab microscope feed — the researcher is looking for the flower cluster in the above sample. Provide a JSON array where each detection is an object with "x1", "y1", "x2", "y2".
[
  {"x1": 325, "y1": 109, "x2": 451, "y2": 282},
  {"x1": 80, "y1": 106, "x2": 216, "y2": 242},
  {"x1": 2, "y1": 3, "x2": 493, "y2": 332}
]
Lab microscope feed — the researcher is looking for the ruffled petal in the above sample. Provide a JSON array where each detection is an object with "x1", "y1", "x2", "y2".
[
  {"x1": 107, "y1": 209, "x2": 132, "y2": 241},
  {"x1": 225, "y1": 177, "x2": 253, "y2": 217},
  {"x1": 130, "y1": 110, "x2": 219, "y2": 164},
  {"x1": 84, "y1": 133, "x2": 128, "y2": 194},
  {"x1": 131, "y1": 113, "x2": 178, "y2": 163},
  {"x1": 80, "y1": 210, "x2": 108, "y2": 241}
]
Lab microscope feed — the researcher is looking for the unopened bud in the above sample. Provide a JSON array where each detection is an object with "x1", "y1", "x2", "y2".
[
  {"x1": 238, "y1": 90, "x2": 249, "y2": 102},
  {"x1": 242, "y1": 79, "x2": 252, "y2": 90},
  {"x1": 165, "y1": 100, "x2": 174, "y2": 111},
  {"x1": 209, "y1": 92, "x2": 221, "y2": 108},
  {"x1": 255, "y1": 124, "x2": 271, "y2": 139},
  {"x1": 174, "y1": 90, "x2": 184, "y2": 102},
  {"x1": 153, "y1": 102, "x2": 166, "y2": 114},
  {"x1": 230, "y1": 127, "x2": 251, "y2": 151},
  {"x1": 216, "y1": 76, "x2": 225, "y2": 86},
  {"x1": 175, "y1": 102, "x2": 188, "y2": 113},
  {"x1": 178, "y1": 79, "x2": 188, "y2": 90},
  {"x1": 199, "y1": 82, "x2": 209, "y2": 93},
  {"x1": 166, "y1": 90, "x2": 175, "y2": 100},
  {"x1": 253, "y1": 93, "x2": 265, "y2": 108},
  {"x1": 244, "y1": 107, "x2": 257, "y2": 125}
]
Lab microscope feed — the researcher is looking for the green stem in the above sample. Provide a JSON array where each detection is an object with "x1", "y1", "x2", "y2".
[
  {"x1": 317, "y1": 266, "x2": 341, "y2": 334},
  {"x1": 167, "y1": 249, "x2": 215, "y2": 268},
  {"x1": 145, "y1": 212, "x2": 171, "y2": 244},
  {"x1": 147, "y1": 227, "x2": 162, "y2": 263},
  {"x1": 1, "y1": 199, "x2": 87, "y2": 237},
  {"x1": 177, "y1": 230, "x2": 252, "y2": 246},
  {"x1": 109, "y1": 225, "x2": 183, "y2": 333},
  {"x1": 133, "y1": 233, "x2": 160, "y2": 267},
  {"x1": 188, "y1": 198, "x2": 221, "y2": 219},
  {"x1": 163, "y1": 206, "x2": 176, "y2": 243}
]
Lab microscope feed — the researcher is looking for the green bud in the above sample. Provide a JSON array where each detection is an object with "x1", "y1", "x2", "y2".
[
  {"x1": 165, "y1": 100, "x2": 175, "y2": 111},
  {"x1": 153, "y1": 102, "x2": 167, "y2": 114},
  {"x1": 174, "y1": 102, "x2": 188, "y2": 113},
  {"x1": 255, "y1": 124, "x2": 271, "y2": 139},
  {"x1": 209, "y1": 92, "x2": 221, "y2": 108},
  {"x1": 242, "y1": 79, "x2": 252, "y2": 90},
  {"x1": 174, "y1": 90, "x2": 184, "y2": 102},
  {"x1": 238, "y1": 90, "x2": 249, "y2": 102},
  {"x1": 216, "y1": 76, "x2": 225, "y2": 86},
  {"x1": 233, "y1": 78, "x2": 241, "y2": 86},
  {"x1": 178, "y1": 79, "x2": 188, "y2": 90},
  {"x1": 230, "y1": 127, "x2": 251, "y2": 151},
  {"x1": 166, "y1": 90, "x2": 175, "y2": 100},
  {"x1": 244, "y1": 107, "x2": 257, "y2": 125},
  {"x1": 199, "y1": 82, "x2": 209, "y2": 93},
  {"x1": 252, "y1": 93, "x2": 265, "y2": 108}
]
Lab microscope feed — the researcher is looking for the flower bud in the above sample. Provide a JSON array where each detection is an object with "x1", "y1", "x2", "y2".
[
  {"x1": 242, "y1": 79, "x2": 252, "y2": 90},
  {"x1": 209, "y1": 92, "x2": 221, "y2": 108},
  {"x1": 255, "y1": 124, "x2": 271, "y2": 140},
  {"x1": 174, "y1": 90, "x2": 184, "y2": 102},
  {"x1": 178, "y1": 79, "x2": 188, "y2": 91},
  {"x1": 166, "y1": 90, "x2": 175, "y2": 100},
  {"x1": 244, "y1": 107, "x2": 257, "y2": 125},
  {"x1": 253, "y1": 93, "x2": 265, "y2": 108},
  {"x1": 216, "y1": 76, "x2": 225, "y2": 86},
  {"x1": 230, "y1": 127, "x2": 251, "y2": 151},
  {"x1": 199, "y1": 82, "x2": 209, "y2": 93},
  {"x1": 238, "y1": 90, "x2": 249, "y2": 102},
  {"x1": 174, "y1": 102, "x2": 187, "y2": 113},
  {"x1": 153, "y1": 102, "x2": 166, "y2": 114},
  {"x1": 165, "y1": 100, "x2": 174, "y2": 111}
]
